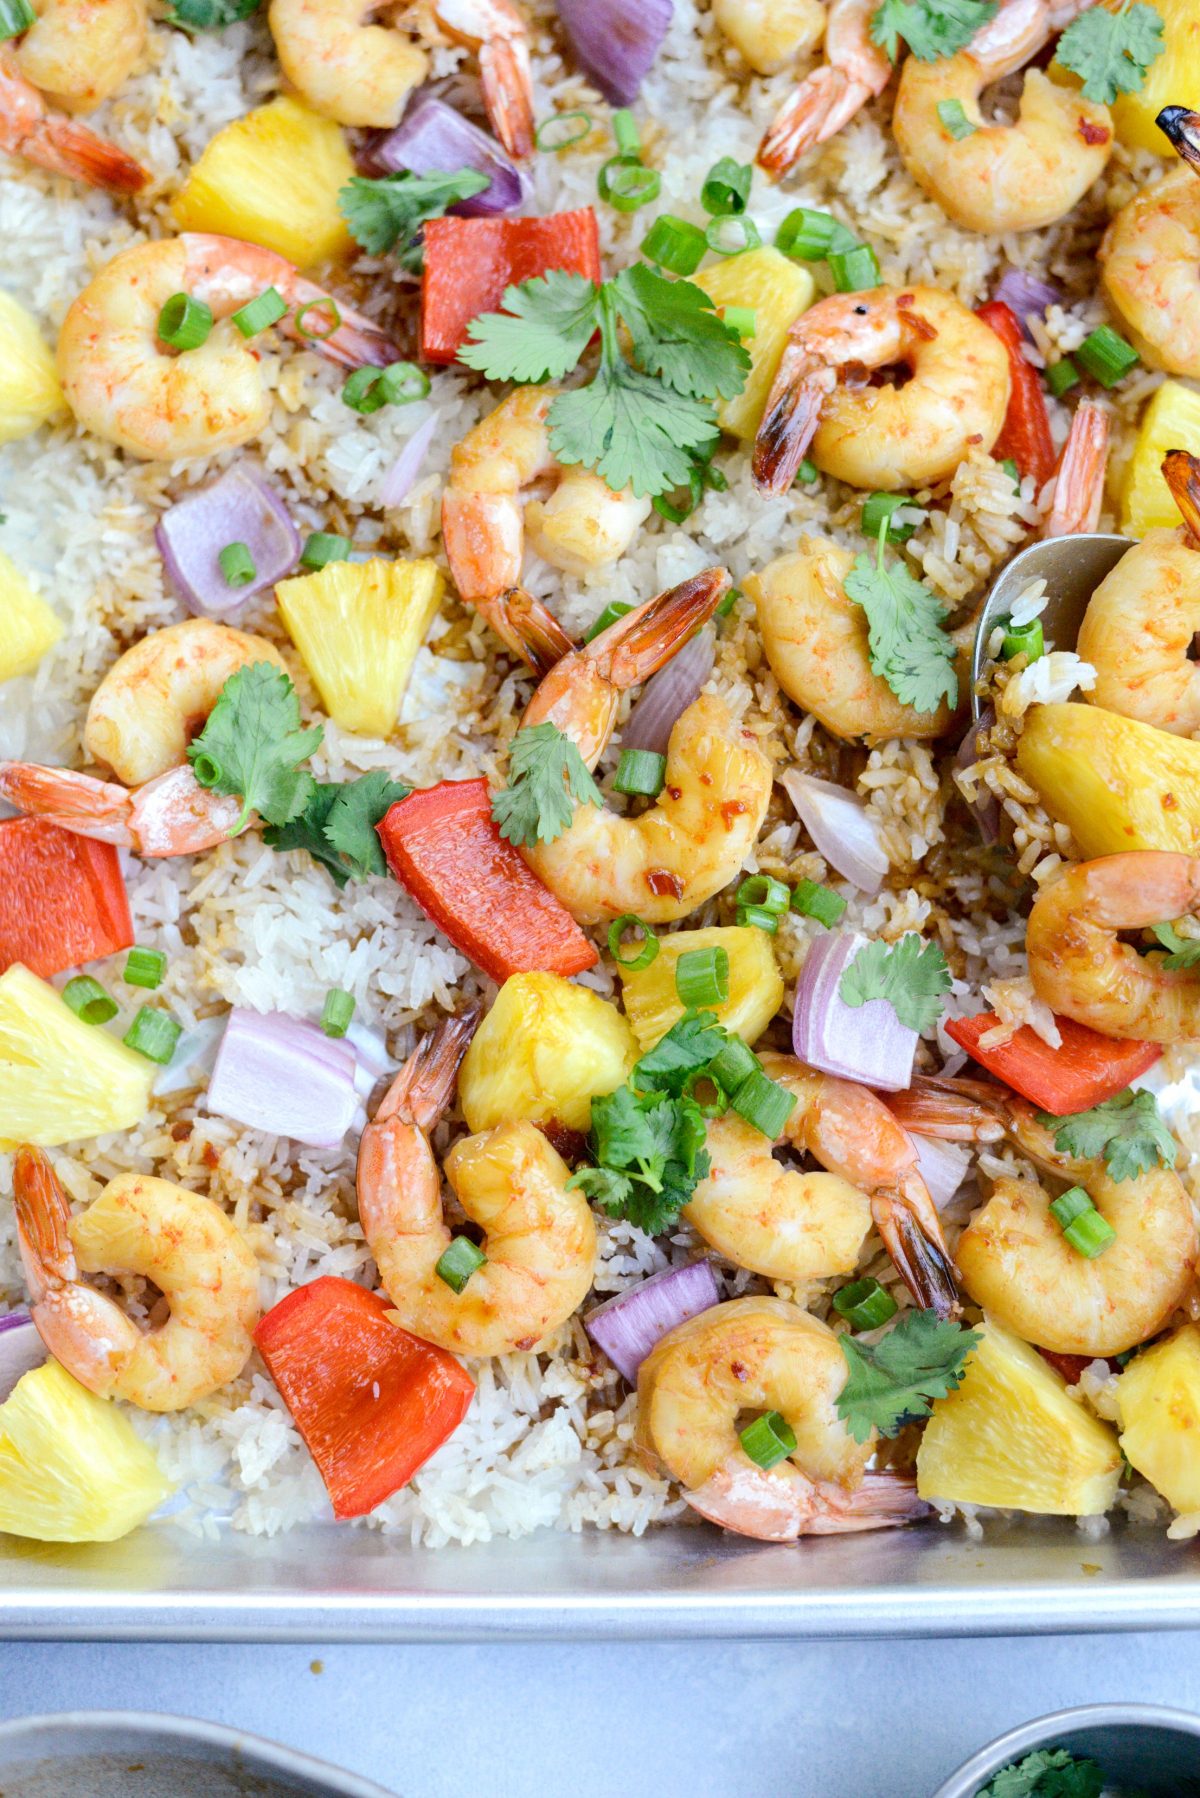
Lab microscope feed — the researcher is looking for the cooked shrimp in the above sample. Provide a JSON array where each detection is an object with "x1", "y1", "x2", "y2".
[
  {"x1": 12, "y1": 1147, "x2": 260, "y2": 1412},
  {"x1": 636, "y1": 1297, "x2": 928, "y2": 1541},
  {"x1": 686, "y1": 1052, "x2": 959, "y2": 1313},
  {"x1": 1044, "y1": 397, "x2": 1109, "y2": 538},
  {"x1": 1026, "y1": 852, "x2": 1200, "y2": 1042},
  {"x1": 501, "y1": 571, "x2": 774, "y2": 924},
  {"x1": 1101, "y1": 106, "x2": 1200, "y2": 380},
  {"x1": 0, "y1": 45, "x2": 146, "y2": 192},
  {"x1": 57, "y1": 234, "x2": 399, "y2": 460},
  {"x1": 0, "y1": 761, "x2": 242, "y2": 856},
  {"x1": 889, "y1": 1081, "x2": 1197, "y2": 1357},
  {"x1": 441, "y1": 387, "x2": 650, "y2": 672},
  {"x1": 756, "y1": 0, "x2": 892, "y2": 178},
  {"x1": 357, "y1": 1011, "x2": 597, "y2": 1357},
  {"x1": 269, "y1": 0, "x2": 533, "y2": 155},
  {"x1": 752, "y1": 286, "x2": 1011, "y2": 495},
  {"x1": 892, "y1": 0, "x2": 1110, "y2": 234},
  {"x1": 714, "y1": 0, "x2": 824, "y2": 76},
  {"x1": 11, "y1": 0, "x2": 146, "y2": 112}
]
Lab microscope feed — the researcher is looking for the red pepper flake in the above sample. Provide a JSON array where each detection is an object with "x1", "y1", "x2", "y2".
[
  {"x1": 646, "y1": 868, "x2": 684, "y2": 899},
  {"x1": 720, "y1": 799, "x2": 748, "y2": 828},
  {"x1": 1078, "y1": 118, "x2": 1110, "y2": 147}
]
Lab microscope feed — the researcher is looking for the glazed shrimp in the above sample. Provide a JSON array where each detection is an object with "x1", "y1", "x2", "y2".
[
  {"x1": 501, "y1": 571, "x2": 774, "y2": 924},
  {"x1": 11, "y1": 0, "x2": 146, "y2": 113},
  {"x1": 714, "y1": 0, "x2": 824, "y2": 76},
  {"x1": 756, "y1": 0, "x2": 892, "y2": 179},
  {"x1": 269, "y1": 0, "x2": 534, "y2": 155},
  {"x1": 357, "y1": 1011, "x2": 597, "y2": 1357},
  {"x1": 1101, "y1": 106, "x2": 1200, "y2": 381},
  {"x1": 441, "y1": 387, "x2": 650, "y2": 672},
  {"x1": 893, "y1": 0, "x2": 1110, "y2": 234},
  {"x1": 0, "y1": 760, "x2": 242, "y2": 856},
  {"x1": 752, "y1": 286, "x2": 1011, "y2": 495},
  {"x1": 0, "y1": 46, "x2": 146, "y2": 192},
  {"x1": 12, "y1": 1148, "x2": 260, "y2": 1412},
  {"x1": 686, "y1": 1052, "x2": 959, "y2": 1314},
  {"x1": 57, "y1": 234, "x2": 399, "y2": 460},
  {"x1": 889, "y1": 1082, "x2": 1197, "y2": 1357},
  {"x1": 636, "y1": 1298, "x2": 928, "y2": 1541},
  {"x1": 1026, "y1": 852, "x2": 1200, "y2": 1042}
]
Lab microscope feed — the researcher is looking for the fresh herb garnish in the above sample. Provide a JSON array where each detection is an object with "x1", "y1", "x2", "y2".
[
  {"x1": 978, "y1": 1745, "x2": 1104, "y2": 1798},
  {"x1": 167, "y1": 0, "x2": 260, "y2": 27},
  {"x1": 568, "y1": 1082, "x2": 711, "y2": 1235},
  {"x1": 1056, "y1": 1, "x2": 1165, "y2": 105},
  {"x1": 1037, "y1": 1088, "x2": 1177, "y2": 1184},
  {"x1": 839, "y1": 934, "x2": 951, "y2": 1034},
  {"x1": 188, "y1": 662, "x2": 323, "y2": 834},
  {"x1": 1152, "y1": 920, "x2": 1200, "y2": 969},
  {"x1": 870, "y1": 0, "x2": 997, "y2": 63},
  {"x1": 264, "y1": 772, "x2": 411, "y2": 885},
  {"x1": 459, "y1": 263, "x2": 751, "y2": 498},
  {"x1": 491, "y1": 721, "x2": 603, "y2": 847},
  {"x1": 339, "y1": 169, "x2": 491, "y2": 269},
  {"x1": 632, "y1": 1008, "x2": 730, "y2": 1093},
  {"x1": 843, "y1": 524, "x2": 958, "y2": 715},
  {"x1": 836, "y1": 1309, "x2": 980, "y2": 1443}
]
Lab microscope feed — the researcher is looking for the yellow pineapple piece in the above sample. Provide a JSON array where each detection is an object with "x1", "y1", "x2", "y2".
[
  {"x1": 0, "y1": 1360, "x2": 171, "y2": 1543},
  {"x1": 694, "y1": 247, "x2": 815, "y2": 440},
  {"x1": 0, "y1": 964, "x2": 154, "y2": 1148},
  {"x1": 459, "y1": 972, "x2": 638, "y2": 1133},
  {"x1": 0, "y1": 290, "x2": 64, "y2": 445},
  {"x1": 1119, "y1": 380, "x2": 1200, "y2": 537},
  {"x1": 1117, "y1": 1325, "x2": 1200, "y2": 1514},
  {"x1": 1017, "y1": 703, "x2": 1200, "y2": 858},
  {"x1": 172, "y1": 96, "x2": 355, "y2": 268},
  {"x1": 619, "y1": 925, "x2": 784, "y2": 1052},
  {"x1": 277, "y1": 556, "x2": 443, "y2": 737},
  {"x1": 0, "y1": 550, "x2": 62, "y2": 683},
  {"x1": 1111, "y1": 0, "x2": 1200, "y2": 152},
  {"x1": 916, "y1": 1319, "x2": 1122, "y2": 1515}
]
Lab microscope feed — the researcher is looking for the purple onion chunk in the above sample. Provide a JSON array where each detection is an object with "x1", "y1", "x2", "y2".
[
  {"x1": 0, "y1": 1312, "x2": 46, "y2": 1405},
  {"x1": 585, "y1": 1261, "x2": 721, "y2": 1383},
  {"x1": 622, "y1": 626, "x2": 714, "y2": 755},
  {"x1": 206, "y1": 1008, "x2": 359, "y2": 1148},
  {"x1": 156, "y1": 468, "x2": 300, "y2": 617},
  {"x1": 359, "y1": 93, "x2": 526, "y2": 215},
  {"x1": 908, "y1": 1131, "x2": 971, "y2": 1211},
  {"x1": 993, "y1": 270, "x2": 1062, "y2": 342},
  {"x1": 792, "y1": 931, "x2": 918, "y2": 1092},
  {"x1": 556, "y1": 0, "x2": 673, "y2": 104}
]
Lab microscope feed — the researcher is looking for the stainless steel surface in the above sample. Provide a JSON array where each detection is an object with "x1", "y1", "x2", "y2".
[
  {"x1": 934, "y1": 1703, "x2": 1200, "y2": 1797},
  {"x1": 970, "y1": 532, "x2": 1130, "y2": 718}
]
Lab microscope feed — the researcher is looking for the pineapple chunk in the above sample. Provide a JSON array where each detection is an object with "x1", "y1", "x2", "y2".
[
  {"x1": 459, "y1": 972, "x2": 638, "y2": 1133},
  {"x1": 0, "y1": 290, "x2": 64, "y2": 444},
  {"x1": 1117, "y1": 1325, "x2": 1200, "y2": 1514},
  {"x1": 1111, "y1": 0, "x2": 1200, "y2": 152},
  {"x1": 0, "y1": 550, "x2": 62, "y2": 684},
  {"x1": 277, "y1": 556, "x2": 443, "y2": 737},
  {"x1": 1017, "y1": 702, "x2": 1200, "y2": 858},
  {"x1": 1119, "y1": 380, "x2": 1200, "y2": 537},
  {"x1": 0, "y1": 1360, "x2": 171, "y2": 1543},
  {"x1": 619, "y1": 925, "x2": 784, "y2": 1052},
  {"x1": 0, "y1": 963, "x2": 154, "y2": 1147},
  {"x1": 172, "y1": 96, "x2": 355, "y2": 268},
  {"x1": 693, "y1": 247, "x2": 815, "y2": 440},
  {"x1": 916, "y1": 1319, "x2": 1122, "y2": 1515}
]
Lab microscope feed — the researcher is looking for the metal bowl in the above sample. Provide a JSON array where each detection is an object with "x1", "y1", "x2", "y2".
[
  {"x1": 0, "y1": 1711, "x2": 398, "y2": 1797},
  {"x1": 933, "y1": 1703, "x2": 1200, "y2": 1796}
]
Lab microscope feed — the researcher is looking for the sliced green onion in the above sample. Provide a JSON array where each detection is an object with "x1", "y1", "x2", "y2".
[
  {"x1": 300, "y1": 532, "x2": 352, "y2": 570},
  {"x1": 435, "y1": 1234, "x2": 487, "y2": 1293},
  {"x1": 794, "y1": 458, "x2": 819, "y2": 485},
  {"x1": 680, "y1": 1069, "x2": 728, "y2": 1118},
  {"x1": 737, "y1": 904, "x2": 780, "y2": 934},
  {"x1": 715, "y1": 585, "x2": 740, "y2": 619},
  {"x1": 937, "y1": 98, "x2": 976, "y2": 139},
  {"x1": 599, "y1": 156, "x2": 661, "y2": 212},
  {"x1": 321, "y1": 988, "x2": 355, "y2": 1038},
  {"x1": 705, "y1": 214, "x2": 761, "y2": 257},
  {"x1": 1050, "y1": 1185, "x2": 1094, "y2": 1229},
  {"x1": 674, "y1": 945, "x2": 729, "y2": 1010},
  {"x1": 294, "y1": 298, "x2": 341, "y2": 341},
  {"x1": 586, "y1": 600, "x2": 633, "y2": 642},
  {"x1": 739, "y1": 1410, "x2": 796, "y2": 1471},
  {"x1": 652, "y1": 468, "x2": 703, "y2": 523},
  {"x1": 62, "y1": 976, "x2": 118, "y2": 1027},
  {"x1": 607, "y1": 914, "x2": 659, "y2": 970},
  {"x1": 611, "y1": 107, "x2": 640, "y2": 158},
  {"x1": 736, "y1": 875, "x2": 790, "y2": 916},
  {"x1": 232, "y1": 286, "x2": 288, "y2": 337},
  {"x1": 1076, "y1": 324, "x2": 1139, "y2": 388},
  {"x1": 641, "y1": 214, "x2": 707, "y2": 276},
  {"x1": 1064, "y1": 1209, "x2": 1116, "y2": 1259},
  {"x1": 342, "y1": 367, "x2": 388, "y2": 414},
  {"x1": 379, "y1": 361, "x2": 430, "y2": 404},
  {"x1": 701, "y1": 461, "x2": 728, "y2": 493},
  {"x1": 731, "y1": 1067, "x2": 796, "y2": 1139},
  {"x1": 123, "y1": 1005, "x2": 182, "y2": 1065},
  {"x1": 536, "y1": 110, "x2": 591, "y2": 151},
  {"x1": 833, "y1": 1276, "x2": 898, "y2": 1331},
  {"x1": 190, "y1": 751, "x2": 223, "y2": 789},
  {"x1": 791, "y1": 878, "x2": 847, "y2": 928},
  {"x1": 722, "y1": 306, "x2": 757, "y2": 339},
  {"x1": 775, "y1": 207, "x2": 855, "y2": 261},
  {"x1": 157, "y1": 293, "x2": 214, "y2": 351},
  {"x1": 0, "y1": 0, "x2": 36, "y2": 40},
  {"x1": 1000, "y1": 457, "x2": 1020, "y2": 488},
  {"x1": 218, "y1": 541, "x2": 256, "y2": 587},
  {"x1": 827, "y1": 244, "x2": 881, "y2": 292},
  {"x1": 701, "y1": 155, "x2": 752, "y2": 217},
  {"x1": 1001, "y1": 617, "x2": 1044, "y2": 662},
  {"x1": 613, "y1": 748, "x2": 667, "y2": 798},
  {"x1": 123, "y1": 947, "x2": 167, "y2": 991},
  {"x1": 708, "y1": 1034, "x2": 759, "y2": 1096},
  {"x1": 1046, "y1": 357, "x2": 1081, "y2": 397},
  {"x1": 861, "y1": 491, "x2": 920, "y2": 544}
]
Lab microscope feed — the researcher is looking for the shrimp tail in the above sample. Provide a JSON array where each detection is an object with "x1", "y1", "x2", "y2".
[
  {"x1": 752, "y1": 362, "x2": 833, "y2": 495},
  {"x1": 1162, "y1": 450, "x2": 1200, "y2": 548},
  {"x1": 887, "y1": 1075, "x2": 1009, "y2": 1142},
  {"x1": 1156, "y1": 105, "x2": 1200, "y2": 173},
  {"x1": 479, "y1": 36, "x2": 534, "y2": 158},
  {"x1": 286, "y1": 306, "x2": 401, "y2": 372},
  {"x1": 12, "y1": 114, "x2": 149, "y2": 193},
  {"x1": 12, "y1": 1145, "x2": 75, "y2": 1297},
  {"x1": 1045, "y1": 398, "x2": 1110, "y2": 538},
  {"x1": 799, "y1": 1471, "x2": 931, "y2": 1535},
  {"x1": 596, "y1": 568, "x2": 730, "y2": 689},
  {"x1": 0, "y1": 761, "x2": 135, "y2": 847},
  {"x1": 373, "y1": 1005, "x2": 482, "y2": 1133},
  {"x1": 488, "y1": 587, "x2": 577, "y2": 675},
  {"x1": 757, "y1": 67, "x2": 862, "y2": 177},
  {"x1": 871, "y1": 1189, "x2": 960, "y2": 1319}
]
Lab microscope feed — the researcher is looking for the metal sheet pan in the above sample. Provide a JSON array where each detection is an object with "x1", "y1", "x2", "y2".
[{"x1": 2, "y1": 1519, "x2": 1200, "y2": 1641}]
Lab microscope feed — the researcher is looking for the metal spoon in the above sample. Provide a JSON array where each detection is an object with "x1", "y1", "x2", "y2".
[{"x1": 970, "y1": 531, "x2": 1130, "y2": 720}]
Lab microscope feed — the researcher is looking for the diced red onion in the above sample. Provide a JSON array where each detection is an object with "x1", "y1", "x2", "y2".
[
  {"x1": 954, "y1": 708, "x2": 1000, "y2": 845},
  {"x1": 359, "y1": 93, "x2": 526, "y2": 214},
  {"x1": 908, "y1": 1131, "x2": 971, "y2": 1211},
  {"x1": 792, "y1": 931, "x2": 918, "y2": 1092},
  {"x1": 206, "y1": 1008, "x2": 358, "y2": 1148},
  {"x1": 153, "y1": 1012, "x2": 226, "y2": 1099},
  {"x1": 345, "y1": 1020, "x2": 397, "y2": 1101},
  {"x1": 780, "y1": 768, "x2": 888, "y2": 895},
  {"x1": 378, "y1": 412, "x2": 440, "y2": 508},
  {"x1": 556, "y1": 0, "x2": 673, "y2": 104},
  {"x1": 156, "y1": 468, "x2": 300, "y2": 617},
  {"x1": 993, "y1": 270, "x2": 1061, "y2": 342},
  {"x1": 0, "y1": 1312, "x2": 46, "y2": 1404},
  {"x1": 622, "y1": 626, "x2": 714, "y2": 755},
  {"x1": 585, "y1": 1261, "x2": 721, "y2": 1383}
]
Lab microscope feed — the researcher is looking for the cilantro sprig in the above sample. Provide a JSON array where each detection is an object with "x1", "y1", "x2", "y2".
[
  {"x1": 843, "y1": 523, "x2": 958, "y2": 716},
  {"x1": 1037, "y1": 1088, "x2": 1177, "y2": 1184},
  {"x1": 836, "y1": 1309, "x2": 979, "y2": 1443},
  {"x1": 1152, "y1": 920, "x2": 1200, "y2": 969},
  {"x1": 167, "y1": 0, "x2": 260, "y2": 28},
  {"x1": 979, "y1": 1746, "x2": 1104, "y2": 1798},
  {"x1": 491, "y1": 721, "x2": 603, "y2": 847},
  {"x1": 189, "y1": 662, "x2": 323, "y2": 835},
  {"x1": 1057, "y1": 1, "x2": 1165, "y2": 105},
  {"x1": 339, "y1": 170, "x2": 491, "y2": 270},
  {"x1": 264, "y1": 771, "x2": 411, "y2": 887},
  {"x1": 839, "y1": 934, "x2": 951, "y2": 1034},
  {"x1": 870, "y1": 0, "x2": 997, "y2": 62}
]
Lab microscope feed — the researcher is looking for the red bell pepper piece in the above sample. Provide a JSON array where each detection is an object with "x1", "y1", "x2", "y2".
[
  {"x1": 0, "y1": 818, "x2": 133, "y2": 979},
  {"x1": 254, "y1": 1276, "x2": 474, "y2": 1520},
  {"x1": 1038, "y1": 1348, "x2": 1110, "y2": 1386},
  {"x1": 379, "y1": 778, "x2": 597, "y2": 981},
  {"x1": 421, "y1": 208, "x2": 602, "y2": 365},
  {"x1": 945, "y1": 1011, "x2": 1161, "y2": 1115},
  {"x1": 977, "y1": 299, "x2": 1057, "y2": 491}
]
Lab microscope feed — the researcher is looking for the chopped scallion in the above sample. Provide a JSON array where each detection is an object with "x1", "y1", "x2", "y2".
[
  {"x1": 123, "y1": 1005, "x2": 182, "y2": 1065},
  {"x1": 586, "y1": 600, "x2": 633, "y2": 642},
  {"x1": 123, "y1": 947, "x2": 167, "y2": 991},
  {"x1": 731, "y1": 1067, "x2": 795, "y2": 1138},
  {"x1": 1046, "y1": 357, "x2": 1081, "y2": 397},
  {"x1": 827, "y1": 243, "x2": 881, "y2": 292},
  {"x1": 0, "y1": 0, "x2": 36, "y2": 40},
  {"x1": 157, "y1": 292, "x2": 214, "y2": 351},
  {"x1": 1001, "y1": 617, "x2": 1044, "y2": 662},
  {"x1": 1076, "y1": 325, "x2": 1139, "y2": 388},
  {"x1": 1064, "y1": 1208, "x2": 1116, "y2": 1259},
  {"x1": 674, "y1": 945, "x2": 729, "y2": 1010},
  {"x1": 791, "y1": 879, "x2": 847, "y2": 928},
  {"x1": 300, "y1": 532, "x2": 351, "y2": 570},
  {"x1": 641, "y1": 214, "x2": 707, "y2": 276},
  {"x1": 775, "y1": 207, "x2": 855, "y2": 262},
  {"x1": 321, "y1": 988, "x2": 355, "y2": 1038},
  {"x1": 607, "y1": 914, "x2": 659, "y2": 970},
  {"x1": 832, "y1": 1276, "x2": 898, "y2": 1331},
  {"x1": 435, "y1": 1234, "x2": 487, "y2": 1293},
  {"x1": 709, "y1": 1036, "x2": 759, "y2": 1099},
  {"x1": 739, "y1": 1410, "x2": 796, "y2": 1471},
  {"x1": 861, "y1": 491, "x2": 920, "y2": 544},
  {"x1": 652, "y1": 467, "x2": 703, "y2": 523},
  {"x1": 722, "y1": 305, "x2": 757, "y2": 339},
  {"x1": 62, "y1": 976, "x2": 118, "y2": 1027},
  {"x1": 700, "y1": 155, "x2": 752, "y2": 217},
  {"x1": 232, "y1": 286, "x2": 288, "y2": 338},
  {"x1": 218, "y1": 541, "x2": 256, "y2": 587},
  {"x1": 614, "y1": 747, "x2": 667, "y2": 798},
  {"x1": 1049, "y1": 1185, "x2": 1094, "y2": 1229},
  {"x1": 737, "y1": 904, "x2": 780, "y2": 933},
  {"x1": 342, "y1": 367, "x2": 388, "y2": 414},
  {"x1": 794, "y1": 458, "x2": 818, "y2": 485},
  {"x1": 379, "y1": 361, "x2": 430, "y2": 404},
  {"x1": 715, "y1": 585, "x2": 740, "y2": 619},
  {"x1": 735, "y1": 875, "x2": 790, "y2": 916},
  {"x1": 598, "y1": 156, "x2": 660, "y2": 212},
  {"x1": 294, "y1": 298, "x2": 342, "y2": 341},
  {"x1": 1000, "y1": 457, "x2": 1020, "y2": 489},
  {"x1": 937, "y1": 98, "x2": 976, "y2": 139},
  {"x1": 704, "y1": 214, "x2": 761, "y2": 257},
  {"x1": 611, "y1": 107, "x2": 641, "y2": 158},
  {"x1": 535, "y1": 110, "x2": 591, "y2": 152}
]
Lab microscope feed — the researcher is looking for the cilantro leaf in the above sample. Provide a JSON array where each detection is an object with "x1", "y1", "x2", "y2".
[
  {"x1": 339, "y1": 169, "x2": 491, "y2": 266},
  {"x1": 870, "y1": 0, "x2": 997, "y2": 62},
  {"x1": 844, "y1": 531, "x2": 958, "y2": 715},
  {"x1": 325, "y1": 772, "x2": 410, "y2": 879},
  {"x1": 1056, "y1": 3, "x2": 1164, "y2": 104},
  {"x1": 611, "y1": 264, "x2": 751, "y2": 403},
  {"x1": 551, "y1": 356, "x2": 721, "y2": 499},
  {"x1": 839, "y1": 934, "x2": 951, "y2": 1034},
  {"x1": 263, "y1": 782, "x2": 348, "y2": 886},
  {"x1": 569, "y1": 1085, "x2": 711, "y2": 1235},
  {"x1": 1152, "y1": 920, "x2": 1200, "y2": 970},
  {"x1": 491, "y1": 721, "x2": 603, "y2": 847},
  {"x1": 1037, "y1": 1088, "x2": 1177, "y2": 1184},
  {"x1": 459, "y1": 271, "x2": 601, "y2": 383},
  {"x1": 167, "y1": 0, "x2": 260, "y2": 27},
  {"x1": 980, "y1": 1746, "x2": 1104, "y2": 1798},
  {"x1": 836, "y1": 1309, "x2": 979, "y2": 1443},
  {"x1": 632, "y1": 1010, "x2": 731, "y2": 1095},
  {"x1": 188, "y1": 662, "x2": 322, "y2": 834}
]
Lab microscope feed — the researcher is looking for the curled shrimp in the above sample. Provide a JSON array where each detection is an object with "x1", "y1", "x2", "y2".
[
  {"x1": 892, "y1": 0, "x2": 1110, "y2": 234},
  {"x1": 500, "y1": 570, "x2": 774, "y2": 925},
  {"x1": 714, "y1": 0, "x2": 825, "y2": 76},
  {"x1": 636, "y1": 1297, "x2": 928, "y2": 1541},
  {"x1": 0, "y1": 761, "x2": 242, "y2": 857},
  {"x1": 1101, "y1": 106, "x2": 1200, "y2": 381},
  {"x1": 12, "y1": 1147, "x2": 260, "y2": 1412},
  {"x1": 752, "y1": 285, "x2": 1011, "y2": 495},
  {"x1": 357, "y1": 1011, "x2": 597, "y2": 1358},
  {"x1": 0, "y1": 45, "x2": 146, "y2": 192},
  {"x1": 10, "y1": 0, "x2": 146, "y2": 113},
  {"x1": 686, "y1": 1052, "x2": 959, "y2": 1314},
  {"x1": 56, "y1": 234, "x2": 399, "y2": 461},
  {"x1": 756, "y1": 0, "x2": 892, "y2": 179}
]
